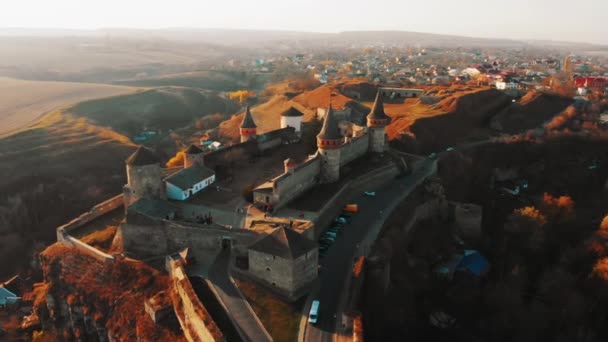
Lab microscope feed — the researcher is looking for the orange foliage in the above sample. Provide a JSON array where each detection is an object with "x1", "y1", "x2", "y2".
[
  {"x1": 592, "y1": 257, "x2": 608, "y2": 282},
  {"x1": 229, "y1": 90, "x2": 255, "y2": 104},
  {"x1": 516, "y1": 206, "x2": 547, "y2": 226},
  {"x1": 353, "y1": 256, "x2": 365, "y2": 278},
  {"x1": 166, "y1": 151, "x2": 185, "y2": 168},
  {"x1": 540, "y1": 193, "x2": 575, "y2": 222},
  {"x1": 39, "y1": 243, "x2": 182, "y2": 341},
  {"x1": 546, "y1": 106, "x2": 578, "y2": 130}
]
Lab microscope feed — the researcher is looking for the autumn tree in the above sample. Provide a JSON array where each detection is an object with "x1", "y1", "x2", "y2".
[{"x1": 228, "y1": 90, "x2": 255, "y2": 104}]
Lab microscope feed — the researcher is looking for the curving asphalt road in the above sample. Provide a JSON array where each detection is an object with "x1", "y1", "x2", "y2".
[{"x1": 302, "y1": 157, "x2": 437, "y2": 342}]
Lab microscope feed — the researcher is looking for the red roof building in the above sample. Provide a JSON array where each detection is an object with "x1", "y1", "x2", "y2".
[{"x1": 575, "y1": 77, "x2": 607, "y2": 91}]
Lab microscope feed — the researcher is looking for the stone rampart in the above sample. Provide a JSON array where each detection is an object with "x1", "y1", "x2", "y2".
[
  {"x1": 56, "y1": 194, "x2": 124, "y2": 239},
  {"x1": 55, "y1": 194, "x2": 124, "y2": 263},
  {"x1": 121, "y1": 219, "x2": 260, "y2": 258},
  {"x1": 168, "y1": 261, "x2": 224, "y2": 341},
  {"x1": 62, "y1": 236, "x2": 115, "y2": 264},
  {"x1": 340, "y1": 134, "x2": 370, "y2": 166},
  {"x1": 272, "y1": 156, "x2": 321, "y2": 209}
]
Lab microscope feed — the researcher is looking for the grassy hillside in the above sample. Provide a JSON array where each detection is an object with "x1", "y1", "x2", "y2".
[
  {"x1": 69, "y1": 87, "x2": 240, "y2": 137},
  {"x1": 0, "y1": 77, "x2": 137, "y2": 138},
  {"x1": 114, "y1": 70, "x2": 260, "y2": 91},
  {"x1": 0, "y1": 109, "x2": 136, "y2": 279}
]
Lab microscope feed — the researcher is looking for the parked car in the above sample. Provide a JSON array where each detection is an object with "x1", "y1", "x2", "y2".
[
  {"x1": 446, "y1": 147, "x2": 455, "y2": 152},
  {"x1": 429, "y1": 153, "x2": 437, "y2": 159},
  {"x1": 364, "y1": 191, "x2": 376, "y2": 196}
]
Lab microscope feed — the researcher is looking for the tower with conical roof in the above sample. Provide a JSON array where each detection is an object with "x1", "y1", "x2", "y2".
[
  {"x1": 317, "y1": 103, "x2": 343, "y2": 183},
  {"x1": 240, "y1": 106, "x2": 257, "y2": 143},
  {"x1": 123, "y1": 145, "x2": 163, "y2": 207},
  {"x1": 184, "y1": 144, "x2": 205, "y2": 168},
  {"x1": 280, "y1": 106, "x2": 304, "y2": 135},
  {"x1": 367, "y1": 91, "x2": 391, "y2": 153}
]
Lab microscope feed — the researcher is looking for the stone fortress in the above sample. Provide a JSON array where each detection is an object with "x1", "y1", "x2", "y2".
[
  {"x1": 252, "y1": 91, "x2": 391, "y2": 209},
  {"x1": 116, "y1": 90, "x2": 397, "y2": 299}
]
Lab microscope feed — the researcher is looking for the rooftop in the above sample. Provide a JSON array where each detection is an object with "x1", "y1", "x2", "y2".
[
  {"x1": 367, "y1": 91, "x2": 391, "y2": 121},
  {"x1": 249, "y1": 227, "x2": 316, "y2": 259},
  {"x1": 185, "y1": 144, "x2": 204, "y2": 155},
  {"x1": 317, "y1": 105, "x2": 343, "y2": 141},
  {"x1": 126, "y1": 146, "x2": 160, "y2": 166},
  {"x1": 129, "y1": 198, "x2": 178, "y2": 219},
  {"x1": 281, "y1": 107, "x2": 304, "y2": 117},
  {"x1": 240, "y1": 106, "x2": 257, "y2": 129},
  {"x1": 164, "y1": 165, "x2": 215, "y2": 190}
]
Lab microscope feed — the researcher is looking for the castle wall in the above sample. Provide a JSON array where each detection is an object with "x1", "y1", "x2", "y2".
[
  {"x1": 121, "y1": 220, "x2": 259, "y2": 258},
  {"x1": 247, "y1": 249, "x2": 317, "y2": 296},
  {"x1": 291, "y1": 251, "x2": 318, "y2": 292},
  {"x1": 340, "y1": 134, "x2": 370, "y2": 166},
  {"x1": 368, "y1": 127, "x2": 386, "y2": 153},
  {"x1": 248, "y1": 250, "x2": 295, "y2": 292},
  {"x1": 125, "y1": 164, "x2": 163, "y2": 206},
  {"x1": 379, "y1": 87, "x2": 424, "y2": 98},
  {"x1": 184, "y1": 153, "x2": 205, "y2": 168},
  {"x1": 204, "y1": 140, "x2": 258, "y2": 172},
  {"x1": 257, "y1": 136, "x2": 282, "y2": 152},
  {"x1": 168, "y1": 262, "x2": 223, "y2": 342},
  {"x1": 319, "y1": 148, "x2": 341, "y2": 183},
  {"x1": 56, "y1": 194, "x2": 124, "y2": 240},
  {"x1": 271, "y1": 156, "x2": 321, "y2": 208}
]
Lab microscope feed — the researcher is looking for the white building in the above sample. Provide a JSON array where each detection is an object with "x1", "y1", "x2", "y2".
[
  {"x1": 280, "y1": 107, "x2": 304, "y2": 134},
  {"x1": 164, "y1": 165, "x2": 216, "y2": 201}
]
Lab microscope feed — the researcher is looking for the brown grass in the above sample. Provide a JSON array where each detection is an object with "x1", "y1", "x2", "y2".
[
  {"x1": 39, "y1": 243, "x2": 184, "y2": 341},
  {"x1": 80, "y1": 225, "x2": 118, "y2": 252},
  {"x1": 0, "y1": 77, "x2": 137, "y2": 138},
  {"x1": 234, "y1": 278, "x2": 302, "y2": 342}
]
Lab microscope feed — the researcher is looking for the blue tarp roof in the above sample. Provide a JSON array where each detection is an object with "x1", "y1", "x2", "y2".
[{"x1": 458, "y1": 250, "x2": 490, "y2": 276}]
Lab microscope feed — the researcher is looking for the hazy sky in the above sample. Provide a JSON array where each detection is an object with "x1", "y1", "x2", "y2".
[{"x1": 2, "y1": 0, "x2": 607, "y2": 44}]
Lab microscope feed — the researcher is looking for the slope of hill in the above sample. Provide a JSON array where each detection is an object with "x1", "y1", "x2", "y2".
[
  {"x1": 490, "y1": 90, "x2": 574, "y2": 133},
  {"x1": 0, "y1": 109, "x2": 136, "y2": 279},
  {"x1": 69, "y1": 87, "x2": 240, "y2": 137},
  {"x1": 0, "y1": 77, "x2": 137, "y2": 138},
  {"x1": 113, "y1": 70, "x2": 256, "y2": 91}
]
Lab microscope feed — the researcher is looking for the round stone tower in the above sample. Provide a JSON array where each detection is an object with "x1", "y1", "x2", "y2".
[
  {"x1": 184, "y1": 144, "x2": 204, "y2": 168},
  {"x1": 317, "y1": 104, "x2": 343, "y2": 183},
  {"x1": 240, "y1": 106, "x2": 257, "y2": 143},
  {"x1": 367, "y1": 91, "x2": 391, "y2": 153},
  {"x1": 280, "y1": 106, "x2": 304, "y2": 135},
  {"x1": 123, "y1": 146, "x2": 163, "y2": 207}
]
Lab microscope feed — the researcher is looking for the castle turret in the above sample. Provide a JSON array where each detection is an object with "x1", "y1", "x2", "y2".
[
  {"x1": 367, "y1": 91, "x2": 391, "y2": 153},
  {"x1": 123, "y1": 146, "x2": 163, "y2": 207},
  {"x1": 317, "y1": 104, "x2": 343, "y2": 183},
  {"x1": 184, "y1": 144, "x2": 204, "y2": 168},
  {"x1": 280, "y1": 106, "x2": 304, "y2": 135},
  {"x1": 240, "y1": 106, "x2": 257, "y2": 143}
]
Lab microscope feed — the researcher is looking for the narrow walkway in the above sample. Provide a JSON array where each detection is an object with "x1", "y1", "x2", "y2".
[{"x1": 208, "y1": 250, "x2": 273, "y2": 342}]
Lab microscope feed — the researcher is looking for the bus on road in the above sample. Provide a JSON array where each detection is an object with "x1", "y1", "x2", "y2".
[{"x1": 308, "y1": 300, "x2": 320, "y2": 324}]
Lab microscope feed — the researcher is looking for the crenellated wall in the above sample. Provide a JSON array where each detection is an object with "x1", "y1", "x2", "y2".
[{"x1": 340, "y1": 134, "x2": 370, "y2": 166}]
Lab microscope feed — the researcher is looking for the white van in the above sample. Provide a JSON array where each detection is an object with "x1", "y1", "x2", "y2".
[{"x1": 308, "y1": 300, "x2": 320, "y2": 324}]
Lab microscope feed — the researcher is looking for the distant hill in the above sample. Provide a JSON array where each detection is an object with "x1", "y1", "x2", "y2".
[
  {"x1": 1, "y1": 28, "x2": 604, "y2": 49},
  {"x1": 0, "y1": 77, "x2": 137, "y2": 138},
  {"x1": 69, "y1": 87, "x2": 240, "y2": 137}
]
